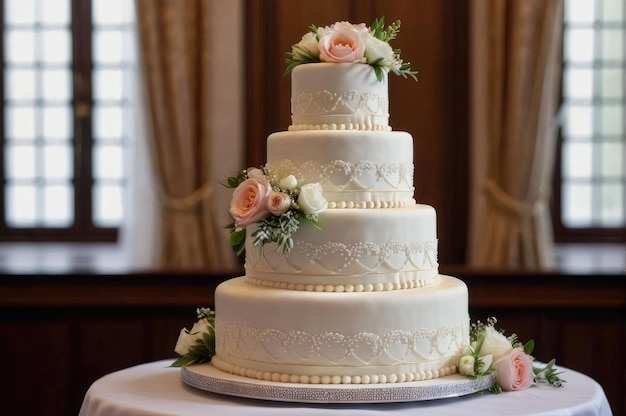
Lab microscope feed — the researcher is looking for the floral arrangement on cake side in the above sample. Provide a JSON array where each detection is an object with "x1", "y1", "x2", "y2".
[
  {"x1": 285, "y1": 17, "x2": 418, "y2": 82},
  {"x1": 223, "y1": 166, "x2": 327, "y2": 255},
  {"x1": 170, "y1": 308, "x2": 215, "y2": 367},
  {"x1": 459, "y1": 317, "x2": 565, "y2": 393}
]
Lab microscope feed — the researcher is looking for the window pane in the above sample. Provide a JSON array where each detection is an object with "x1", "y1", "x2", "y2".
[
  {"x1": 601, "y1": 68, "x2": 623, "y2": 99},
  {"x1": 598, "y1": 104, "x2": 623, "y2": 136},
  {"x1": 5, "y1": 106, "x2": 36, "y2": 140},
  {"x1": 94, "y1": 184, "x2": 123, "y2": 226},
  {"x1": 43, "y1": 145, "x2": 72, "y2": 179},
  {"x1": 41, "y1": 0, "x2": 70, "y2": 25},
  {"x1": 42, "y1": 30, "x2": 71, "y2": 63},
  {"x1": 43, "y1": 185, "x2": 72, "y2": 226},
  {"x1": 600, "y1": 183, "x2": 624, "y2": 226},
  {"x1": 5, "y1": 30, "x2": 35, "y2": 63},
  {"x1": 5, "y1": 144, "x2": 36, "y2": 179},
  {"x1": 564, "y1": 28, "x2": 595, "y2": 62},
  {"x1": 93, "y1": 105, "x2": 123, "y2": 138},
  {"x1": 42, "y1": 106, "x2": 71, "y2": 140},
  {"x1": 42, "y1": 69, "x2": 71, "y2": 101},
  {"x1": 94, "y1": 69, "x2": 123, "y2": 100},
  {"x1": 602, "y1": 28, "x2": 623, "y2": 61},
  {"x1": 564, "y1": 67, "x2": 593, "y2": 99},
  {"x1": 6, "y1": 184, "x2": 37, "y2": 226},
  {"x1": 94, "y1": 144, "x2": 123, "y2": 179},
  {"x1": 565, "y1": 0, "x2": 595, "y2": 23},
  {"x1": 563, "y1": 105, "x2": 593, "y2": 136},
  {"x1": 562, "y1": 183, "x2": 592, "y2": 227},
  {"x1": 563, "y1": 142, "x2": 592, "y2": 178},
  {"x1": 5, "y1": 68, "x2": 36, "y2": 100},
  {"x1": 601, "y1": 142, "x2": 624, "y2": 178},
  {"x1": 5, "y1": 0, "x2": 36, "y2": 25},
  {"x1": 93, "y1": 0, "x2": 134, "y2": 25},
  {"x1": 603, "y1": 0, "x2": 624, "y2": 23},
  {"x1": 93, "y1": 31, "x2": 124, "y2": 63}
]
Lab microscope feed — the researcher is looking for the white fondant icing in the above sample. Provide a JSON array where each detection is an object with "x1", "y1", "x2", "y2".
[
  {"x1": 267, "y1": 130, "x2": 415, "y2": 206},
  {"x1": 213, "y1": 276, "x2": 469, "y2": 383},
  {"x1": 290, "y1": 64, "x2": 389, "y2": 130}
]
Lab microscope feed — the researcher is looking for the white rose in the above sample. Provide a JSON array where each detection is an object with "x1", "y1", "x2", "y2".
[
  {"x1": 292, "y1": 31, "x2": 319, "y2": 60},
  {"x1": 297, "y1": 183, "x2": 327, "y2": 215},
  {"x1": 279, "y1": 174, "x2": 298, "y2": 190},
  {"x1": 246, "y1": 167, "x2": 265, "y2": 181},
  {"x1": 478, "y1": 354, "x2": 493, "y2": 375},
  {"x1": 458, "y1": 355, "x2": 475, "y2": 376},
  {"x1": 364, "y1": 36, "x2": 395, "y2": 66},
  {"x1": 174, "y1": 318, "x2": 210, "y2": 356},
  {"x1": 480, "y1": 326, "x2": 514, "y2": 362}
]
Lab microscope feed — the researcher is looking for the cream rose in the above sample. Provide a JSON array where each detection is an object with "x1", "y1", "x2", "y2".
[
  {"x1": 174, "y1": 318, "x2": 210, "y2": 356},
  {"x1": 279, "y1": 174, "x2": 298, "y2": 191},
  {"x1": 229, "y1": 175, "x2": 271, "y2": 228},
  {"x1": 480, "y1": 326, "x2": 514, "y2": 362},
  {"x1": 267, "y1": 192, "x2": 292, "y2": 215},
  {"x1": 493, "y1": 348, "x2": 535, "y2": 391},
  {"x1": 458, "y1": 355, "x2": 475, "y2": 376},
  {"x1": 364, "y1": 36, "x2": 395, "y2": 67},
  {"x1": 292, "y1": 31, "x2": 319, "y2": 60},
  {"x1": 298, "y1": 183, "x2": 327, "y2": 215},
  {"x1": 318, "y1": 23, "x2": 367, "y2": 63}
]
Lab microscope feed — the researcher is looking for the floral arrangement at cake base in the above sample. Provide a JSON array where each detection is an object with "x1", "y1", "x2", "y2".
[
  {"x1": 223, "y1": 166, "x2": 328, "y2": 255},
  {"x1": 458, "y1": 317, "x2": 565, "y2": 393},
  {"x1": 170, "y1": 308, "x2": 216, "y2": 367},
  {"x1": 285, "y1": 17, "x2": 418, "y2": 82}
]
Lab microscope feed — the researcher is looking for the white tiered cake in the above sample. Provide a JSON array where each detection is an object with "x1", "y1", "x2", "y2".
[{"x1": 210, "y1": 21, "x2": 470, "y2": 385}]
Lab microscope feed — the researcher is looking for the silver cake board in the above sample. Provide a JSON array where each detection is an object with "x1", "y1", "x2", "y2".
[{"x1": 181, "y1": 363, "x2": 495, "y2": 404}]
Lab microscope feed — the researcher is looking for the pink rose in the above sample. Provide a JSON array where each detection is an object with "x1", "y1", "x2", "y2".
[
  {"x1": 318, "y1": 23, "x2": 367, "y2": 63},
  {"x1": 493, "y1": 348, "x2": 535, "y2": 391},
  {"x1": 229, "y1": 176, "x2": 271, "y2": 227},
  {"x1": 266, "y1": 192, "x2": 291, "y2": 215}
]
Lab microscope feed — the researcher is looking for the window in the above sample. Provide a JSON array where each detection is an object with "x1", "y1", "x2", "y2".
[
  {"x1": 557, "y1": 0, "x2": 625, "y2": 242},
  {"x1": 0, "y1": 0, "x2": 135, "y2": 242}
]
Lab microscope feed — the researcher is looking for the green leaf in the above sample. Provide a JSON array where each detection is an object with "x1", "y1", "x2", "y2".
[
  {"x1": 169, "y1": 355, "x2": 200, "y2": 367},
  {"x1": 523, "y1": 339, "x2": 535, "y2": 355},
  {"x1": 373, "y1": 66, "x2": 384, "y2": 82}
]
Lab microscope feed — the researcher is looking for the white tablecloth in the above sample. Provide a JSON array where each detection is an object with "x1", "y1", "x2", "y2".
[{"x1": 79, "y1": 359, "x2": 613, "y2": 416}]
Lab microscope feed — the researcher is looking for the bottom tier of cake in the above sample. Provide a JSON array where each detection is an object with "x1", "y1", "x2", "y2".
[{"x1": 212, "y1": 275, "x2": 469, "y2": 384}]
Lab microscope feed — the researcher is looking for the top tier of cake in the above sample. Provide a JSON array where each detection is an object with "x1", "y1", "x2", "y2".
[{"x1": 289, "y1": 63, "x2": 390, "y2": 131}]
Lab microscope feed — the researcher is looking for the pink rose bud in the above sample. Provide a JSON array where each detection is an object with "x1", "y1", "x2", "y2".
[
  {"x1": 318, "y1": 27, "x2": 367, "y2": 64},
  {"x1": 267, "y1": 192, "x2": 291, "y2": 215},
  {"x1": 493, "y1": 348, "x2": 535, "y2": 391}
]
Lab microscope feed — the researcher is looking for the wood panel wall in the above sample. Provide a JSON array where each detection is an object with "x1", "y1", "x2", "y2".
[
  {"x1": 1, "y1": 271, "x2": 624, "y2": 415},
  {"x1": 245, "y1": 0, "x2": 469, "y2": 265}
]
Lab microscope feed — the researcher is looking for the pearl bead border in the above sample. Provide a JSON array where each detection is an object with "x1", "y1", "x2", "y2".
[{"x1": 244, "y1": 275, "x2": 438, "y2": 292}]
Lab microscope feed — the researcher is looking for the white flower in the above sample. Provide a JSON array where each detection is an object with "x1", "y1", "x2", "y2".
[
  {"x1": 246, "y1": 167, "x2": 265, "y2": 180},
  {"x1": 459, "y1": 355, "x2": 475, "y2": 376},
  {"x1": 364, "y1": 36, "x2": 395, "y2": 67},
  {"x1": 480, "y1": 326, "x2": 514, "y2": 362},
  {"x1": 478, "y1": 354, "x2": 493, "y2": 375},
  {"x1": 298, "y1": 183, "x2": 327, "y2": 215},
  {"x1": 292, "y1": 31, "x2": 319, "y2": 60},
  {"x1": 174, "y1": 318, "x2": 210, "y2": 356},
  {"x1": 279, "y1": 174, "x2": 298, "y2": 190}
]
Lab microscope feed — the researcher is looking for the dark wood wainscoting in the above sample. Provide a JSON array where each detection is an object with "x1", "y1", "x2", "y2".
[{"x1": 1, "y1": 270, "x2": 624, "y2": 416}]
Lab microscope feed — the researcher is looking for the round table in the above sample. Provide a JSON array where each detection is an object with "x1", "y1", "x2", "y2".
[{"x1": 79, "y1": 359, "x2": 613, "y2": 416}]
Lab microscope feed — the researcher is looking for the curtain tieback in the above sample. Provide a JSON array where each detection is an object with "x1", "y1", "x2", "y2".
[
  {"x1": 484, "y1": 178, "x2": 546, "y2": 218},
  {"x1": 161, "y1": 181, "x2": 213, "y2": 211}
]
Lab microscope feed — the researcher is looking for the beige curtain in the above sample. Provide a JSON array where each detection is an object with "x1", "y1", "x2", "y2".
[
  {"x1": 134, "y1": 0, "x2": 222, "y2": 270},
  {"x1": 468, "y1": 0, "x2": 563, "y2": 269}
]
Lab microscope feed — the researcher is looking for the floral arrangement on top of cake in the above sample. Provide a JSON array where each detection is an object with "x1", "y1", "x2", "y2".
[
  {"x1": 285, "y1": 17, "x2": 418, "y2": 82},
  {"x1": 222, "y1": 166, "x2": 328, "y2": 255},
  {"x1": 458, "y1": 317, "x2": 565, "y2": 393}
]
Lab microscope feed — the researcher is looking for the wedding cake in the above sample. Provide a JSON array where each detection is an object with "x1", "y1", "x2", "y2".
[{"x1": 210, "y1": 18, "x2": 470, "y2": 385}]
